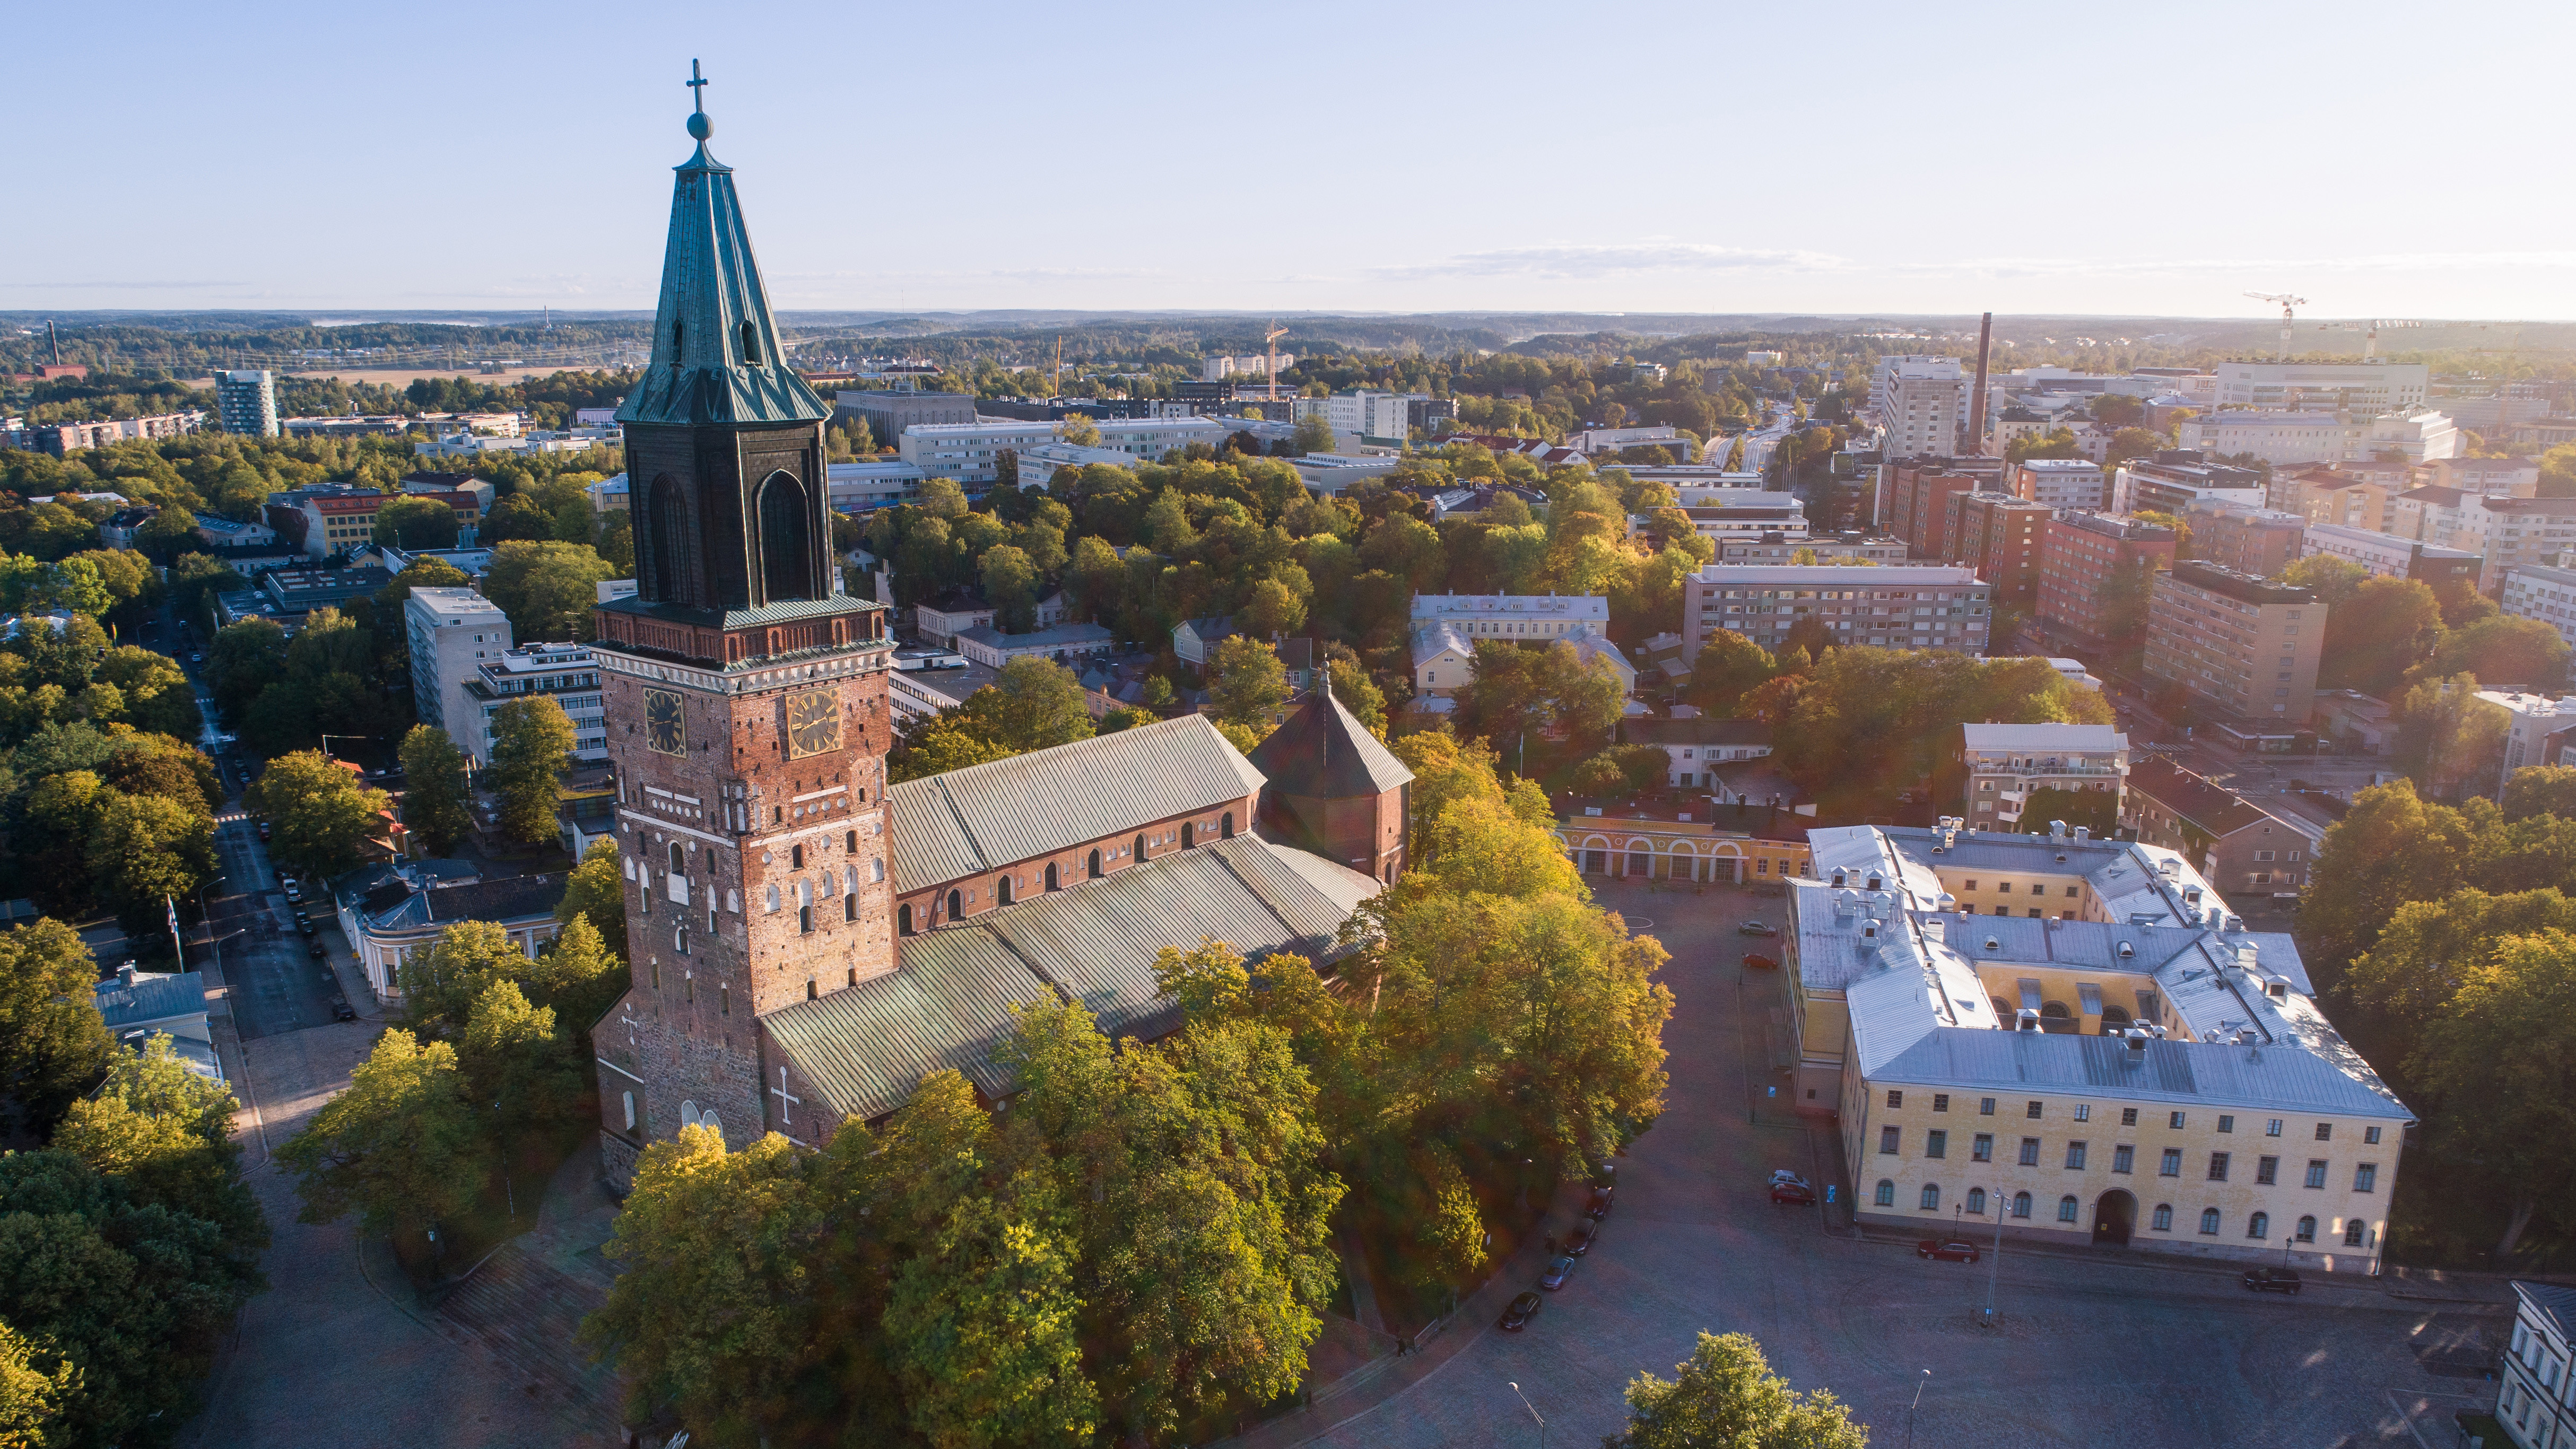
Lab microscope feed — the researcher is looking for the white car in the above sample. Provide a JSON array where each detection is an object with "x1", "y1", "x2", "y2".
[{"x1": 282, "y1": 882, "x2": 302, "y2": 902}]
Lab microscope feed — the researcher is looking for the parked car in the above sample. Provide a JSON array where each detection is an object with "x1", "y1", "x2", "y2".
[
  {"x1": 308, "y1": 942, "x2": 327, "y2": 961},
  {"x1": 1770, "y1": 1179, "x2": 1816, "y2": 1205},
  {"x1": 328, "y1": 994, "x2": 356, "y2": 1022},
  {"x1": 256, "y1": 823, "x2": 271, "y2": 842},
  {"x1": 1563, "y1": 1219, "x2": 1597, "y2": 1256},
  {"x1": 1770, "y1": 1169, "x2": 1811, "y2": 1191},
  {"x1": 298, "y1": 918, "x2": 316, "y2": 936},
  {"x1": 1586, "y1": 1185, "x2": 1614, "y2": 1219},
  {"x1": 1737, "y1": 921, "x2": 1778, "y2": 937},
  {"x1": 282, "y1": 882, "x2": 302, "y2": 902},
  {"x1": 1499, "y1": 1291, "x2": 1543, "y2": 1331},
  {"x1": 188, "y1": 652, "x2": 203, "y2": 665},
  {"x1": 1539, "y1": 1254, "x2": 1576, "y2": 1291},
  {"x1": 2242, "y1": 1267, "x2": 2302, "y2": 1295},
  {"x1": 1742, "y1": 953, "x2": 1780, "y2": 971},
  {"x1": 1917, "y1": 1238, "x2": 1980, "y2": 1263}
]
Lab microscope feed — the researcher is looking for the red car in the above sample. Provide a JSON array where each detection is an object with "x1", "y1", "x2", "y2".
[
  {"x1": 1917, "y1": 1238, "x2": 1980, "y2": 1262},
  {"x1": 1742, "y1": 953, "x2": 1780, "y2": 970},
  {"x1": 1770, "y1": 1180, "x2": 1816, "y2": 1205}
]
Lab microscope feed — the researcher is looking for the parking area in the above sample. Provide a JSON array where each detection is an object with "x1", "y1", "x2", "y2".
[{"x1": 1290, "y1": 878, "x2": 2505, "y2": 1449}]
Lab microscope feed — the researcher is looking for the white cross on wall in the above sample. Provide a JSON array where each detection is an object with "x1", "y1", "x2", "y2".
[{"x1": 772, "y1": 1067, "x2": 800, "y2": 1127}]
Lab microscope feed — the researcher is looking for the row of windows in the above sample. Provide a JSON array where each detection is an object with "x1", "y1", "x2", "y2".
[
  {"x1": 1871, "y1": 1181, "x2": 2370, "y2": 1244},
  {"x1": 1877, "y1": 1126, "x2": 2378, "y2": 1191},
  {"x1": 897, "y1": 816, "x2": 1235, "y2": 935},
  {"x1": 1883, "y1": 1090, "x2": 2378, "y2": 1144}
]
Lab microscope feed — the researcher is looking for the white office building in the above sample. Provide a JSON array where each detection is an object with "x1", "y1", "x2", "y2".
[
  {"x1": 2502, "y1": 564, "x2": 2576, "y2": 653},
  {"x1": 1412, "y1": 592, "x2": 1612, "y2": 640},
  {"x1": 895, "y1": 420, "x2": 1061, "y2": 484},
  {"x1": 2013, "y1": 458, "x2": 2109, "y2": 510},
  {"x1": 2496, "y1": 1281, "x2": 2576, "y2": 1449},
  {"x1": 2180, "y1": 408, "x2": 2455, "y2": 468},
  {"x1": 1684, "y1": 564, "x2": 1989, "y2": 656},
  {"x1": 826, "y1": 460, "x2": 928, "y2": 512},
  {"x1": 1872, "y1": 356, "x2": 1970, "y2": 456},
  {"x1": 2214, "y1": 361, "x2": 2430, "y2": 413},
  {"x1": 403, "y1": 587, "x2": 512, "y2": 752},
  {"x1": 468, "y1": 643, "x2": 609, "y2": 763},
  {"x1": 1569, "y1": 425, "x2": 1700, "y2": 459},
  {"x1": 1292, "y1": 391, "x2": 1421, "y2": 447}
]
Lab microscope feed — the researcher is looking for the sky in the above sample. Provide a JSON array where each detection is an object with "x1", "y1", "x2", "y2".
[{"x1": 8, "y1": 0, "x2": 2574, "y2": 321}]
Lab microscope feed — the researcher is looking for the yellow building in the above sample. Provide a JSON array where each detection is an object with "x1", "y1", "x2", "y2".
[
  {"x1": 1788, "y1": 818, "x2": 2409, "y2": 1274},
  {"x1": 1552, "y1": 802, "x2": 1813, "y2": 885}
]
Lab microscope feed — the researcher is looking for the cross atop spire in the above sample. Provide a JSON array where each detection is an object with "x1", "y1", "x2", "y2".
[{"x1": 685, "y1": 59, "x2": 713, "y2": 141}]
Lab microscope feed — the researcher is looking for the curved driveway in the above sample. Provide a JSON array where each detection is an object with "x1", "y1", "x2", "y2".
[{"x1": 1286, "y1": 878, "x2": 2503, "y2": 1449}]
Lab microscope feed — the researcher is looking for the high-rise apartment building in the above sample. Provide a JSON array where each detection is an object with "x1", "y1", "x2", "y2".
[
  {"x1": 1885, "y1": 455, "x2": 2005, "y2": 558},
  {"x1": 404, "y1": 587, "x2": 514, "y2": 749},
  {"x1": 2143, "y1": 563, "x2": 2325, "y2": 725},
  {"x1": 2037, "y1": 511, "x2": 2174, "y2": 645},
  {"x1": 1941, "y1": 492, "x2": 2053, "y2": 606},
  {"x1": 1872, "y1": 356, "x2": 1970, "y2": 456},
  {"x1": 2501, "y1": 564, "x2": 2576, "y2": 654},
  {"x1": 216, "y1": 370, "x2": 277, "y2": 438},
  {"x1": 2214, "y1": 360, "x2": 2429, "y2": 413}
]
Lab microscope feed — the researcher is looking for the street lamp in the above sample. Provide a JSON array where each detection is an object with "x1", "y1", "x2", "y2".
[
  {"x1": 1507, "y1": 1382, "x2": 1545, "y2": 1449},
  {"x1": 1983, "y1": 1185, "x2": 2008, "y2": 1324},
  {"x1": 1905, "y1": 1369, "x2": 1931, "y2": 1449}
]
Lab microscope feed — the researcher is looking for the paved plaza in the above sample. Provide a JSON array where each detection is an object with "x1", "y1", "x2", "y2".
[{"x1": 1271, "y1": 877, "x2": 2508, "y2": 1449}]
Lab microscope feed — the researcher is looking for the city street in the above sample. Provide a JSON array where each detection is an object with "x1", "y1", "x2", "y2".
[{"x1": 1282, "y1": 878, "x2": 2505, "y2": 1449}]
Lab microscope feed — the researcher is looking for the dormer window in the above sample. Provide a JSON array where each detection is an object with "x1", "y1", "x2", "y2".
[{"x1": 740, "y1": 321, "x2": 761, "y2": 365}]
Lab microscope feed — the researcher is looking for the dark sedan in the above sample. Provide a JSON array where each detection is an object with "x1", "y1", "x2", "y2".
[
  {"x1": 328, "y1": 994, "x2": 356, "y2": 1022},
  {"x1": 1742, "y1": 953, "x2": 1780, "y2": 971},
  {"x1": 1917, "y1": 1238, "x2": 1980, "y2": 1262},
  {"x1": 2243, "y1": 1267, "x2": 2302, "y2": 1295},
  {"x1": 308, "y1": 942, "x2": 328, "y2": 961},
  {"x1": 1499, "y1": 1291, "x2": 1542, "y2": 1331},
  {"x1": 1586, "y1": 1185, "x2": 1614, "y2": 1219},
  {"x1": 1539, "y1": 1254, "x2": 1576, "y2": 1291},
  {"x1": 1563, "y1": 1219, "x2": 1597, "y2": 1256}
]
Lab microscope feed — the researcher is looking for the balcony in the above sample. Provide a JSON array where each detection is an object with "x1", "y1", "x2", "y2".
[{"x1": 1974, "y1": 760, "x2": 2126, "y2": 779}]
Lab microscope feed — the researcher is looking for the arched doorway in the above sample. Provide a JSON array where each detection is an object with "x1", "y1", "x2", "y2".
[
  {"x1": 946, "y1": 888, "x2": 962, "y2": 920},
  {"x1": 1221, "y1": 811, "x2": 1234, "y2": 840},
  {"x1": 1046, "y1": 862, "x2": 1060, "y2": 892},
  {"x1": 1087, "y1": 849, "x2": 1102, "y2": 879},
  {"x1": 756, "y1": 472, "x2": 813, "y2": 603},
  {"x1": 997, "y1": 875, "x2": 1013, "y2": 906},
  {"x1": 2093, "y1": 1189, "x2": 2137, "y2": 1246},
  {"x1": 1133, "y1": 833, "x2": 1146, "y2": 863},
  {"x1": 1182, "y1": 822, "x2": 1196, "y2": 849}
]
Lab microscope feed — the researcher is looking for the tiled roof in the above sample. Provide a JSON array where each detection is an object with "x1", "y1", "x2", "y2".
[
  {"x1": 886, "y1": 714, "x2": 1265, "y2": 893},
  {"x1": 94, "y1": 971, "x2": 206, "y2": 1031},
  {"x1": 767, "y1": 836, "x2": 1375, "y2": 1121},
  {"x1": 2126, "y1": 755, "x2": 2275, "y2": 841},
  {"x1": 360, "y1": 874, "x2": 560, "y2": 931},
  {"x1": 2516, "y1": 1281, "x2": 2576, "y2": 1345}
]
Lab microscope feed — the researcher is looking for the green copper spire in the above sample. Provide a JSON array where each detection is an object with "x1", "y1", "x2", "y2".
[{"x1": 616, "y1": 60, "x2": 830, "y2": 429}]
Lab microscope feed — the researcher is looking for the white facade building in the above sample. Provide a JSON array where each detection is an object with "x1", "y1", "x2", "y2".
[
  {"x1": 2013, "y1": 458, "x2": 2109, "y2": 510},
  {"x1": 2177, "y1": 409, "x2": 2457, "y2": 467},
  {"x1": 1872, "y1": 356, "x2": 1969, "y2": 456},
  {"x1": 2299, "y1": 522, "x2": 2424, "y2": 579},
  {"x1": 2497, "y1": 1281, "x2": 2576, "y2": 1449},
  {"x1": 2214, "y1": 361, "x2": 2429, "y2": 413},
  {"x1": 468, "y1": 643, "x2": 609, "y2": 763},
  {"x1": 1292, "y1": 391, "x2": 1420, "y2": 446},
  {"x1": 826, "y1": 460, "x2": 928, "y2": 512},
  {"x1": 403, "y1": 587, "x2": 512, "y2": 753},
  {"x1": 896, "y1": 420, "x2": 1060, "y2": 484},
  {"x1": 1569, "y1": 425, "x2": 1699, "y2": 459},
  {"x1": 2502, "y1": 564, "x2": 2576, "y2": 653},
  {"x1": 1411, "y1": 592, "x2": 1612, "y2": 641}
]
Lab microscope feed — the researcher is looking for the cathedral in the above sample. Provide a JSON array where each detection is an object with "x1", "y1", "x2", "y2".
[{"x1": 587, "y1": 81, "x2": 1409, "y2": 1184}]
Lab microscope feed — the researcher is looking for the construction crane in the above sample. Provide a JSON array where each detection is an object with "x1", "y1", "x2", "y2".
[
  {"x1": 1264, "y1": 322, "x2": 1289, "y2": 402},
  {"x1": 2244, "y1": 292, "x2": 2308, "y2": 361}
]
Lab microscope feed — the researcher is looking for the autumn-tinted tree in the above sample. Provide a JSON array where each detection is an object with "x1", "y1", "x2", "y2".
[
  {"x1": 0, "y1": 918, "x2": 112, "y2": 1140},
  {"x1": 1604, "y1": 1331, "x2": 1869, "y2": 1449},
  {"x1": 397, "y1": 723, "x2": 473, "y2": 853},
  {"x1": 555, "y1": 838, "x2": 630, "y2": 966},
  {"x1": 52, "y1": 1033, "x2": 266, "y2": 1249},
  {"x1": 1207, "y1": 634, "x2": 1290, "y2": 729},
  {"x1": 456, "y1": 980, "x2": 584, "y2": 1139},
  {"x1": 2409, "y1": 930, "x2": 2576, "y2": 1257},
  {"x1": 276, "y1": 1029, "x2": 489, "y2": 1238},
  {"x1": 245, "y1": 749, "x2": 391, "y2": 881},
  {"x1": 2427, "y1": 614, "x2": 2571, "y2": 694}
]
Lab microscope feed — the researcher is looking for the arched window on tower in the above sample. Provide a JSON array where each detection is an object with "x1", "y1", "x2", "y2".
[
  {"x1": 649, "y1": 475, "x2": 689, "y2": 601},
  {"x1": 997, "y1": 875, "x2": 1013, "y2": 906},
  {"x1": 843, "y1": 867, "x2": 859, "y2": 921},
  {"x1": 739, "y1": 320, "x2": 761, "y2": 366},
  {"x1": 1133, "y1": 833, "x2": 1146, "y2": 863},
  {"x1": 756, "y1": 473, "x2": 814, "y2": 604},
  {"x1": 797, "y1": 879, "x2": 813, "y2": 934},
  {"x1": 1182, "y1": 822, "x2": 1196, "y2": 850}
]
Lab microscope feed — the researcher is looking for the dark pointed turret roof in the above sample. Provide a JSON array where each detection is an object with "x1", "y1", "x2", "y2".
[
  {"x1": 616, "y1": 71, "x2": 831, "y2": 430},
  {"x1": 1248, "y1": 686, "x2": 1413, "y2": 798}
]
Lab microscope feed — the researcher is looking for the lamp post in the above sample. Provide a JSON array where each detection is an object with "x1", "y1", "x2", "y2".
[
  {"x1": 1508, "y1": 1381, "x2": 1545, "y2": 1449},
  {"x1": 1984, "y1": 1184, "x2": 2007, "y2": 1323},
  {"x1": 1905, "y1": 1369, "x2": 1931, "y2": 1449}
]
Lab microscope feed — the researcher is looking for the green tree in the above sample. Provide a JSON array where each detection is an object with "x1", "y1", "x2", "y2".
[
  {"x1": 1208, "y1": 635, "x2": 1290, "y2": 729},
  {"x1": 84, "y1": 791, "x2": 216, "y2": 935},
  {"x1": 276, "y1": 1029, "x2": 489, "y2": 1238},
  {"x1": 372, "y1": 495, "x2": 461, "y2": 550},
  {"x1": 1324, "y1": 649, "x2": 1387, "y2": 736},
  {"x1": 397, "y1": 723, "x2": 473, "y2": 853},
  {"x1": 2429, "y1": 614, "x2": 2571, "y2": 694},
  {"x1": 1060, "y1": 414, "x2": 1102, "y2": 447},
  {"x1": 2294, "y1": 779, "x2": 2483, "y2": 989},
  {"x1": 206, "y1": 617, "x2": 289, "y2": 722},
  {"x1": 0, "y1": 1319, "x2": 76, "y2": 1448},
  {"x1": 1684, "y1": 630, "x2": 1777, "y2": 714},
  {"x1": 2346, "y1": 888, "x2": 2576, "y2": 1041},
  {"x1": 2391, "y1": 673, "x2": 2508, "y2": 801},
  {"x1": 245, "y1": 749, "x2": 391, "y2": 881},
  {"x1": 486, "y1": 696, "x2": 575, "y2": 845},
  {"x1": 1604, "y1": 1331, "x2": 1870, "y2": 1449},
  {"x1": 2410, "y1": 930, "x2": 2576, "y2": 1258},
  {"x1": 52, "y1": 1034, "x2": 266, "y2": 1247},
  {"x1": 457, "y1": 980, "x2": 583, "y2": 1138},
  {"x1": 581, "y1": 1127, "x2": 826, "y2": 1446},
  {"x1": 0, "y1": 918, "x2": 112, "y2": 1140},
  {"x1": 2503, "y1": 764, "x2": 2576, "y2": 823},
  {"x1": 978, "y1": 544, "x2": 1040, "y2": 633},
  {"x1": 1239, "y1": 576, "x2": 1309, "y2": 639},
  {"x1": 398, "y1": 920, "x2": 535, "y2": 1041},
  {"x1": 482, "y1": 540, "x2": 616, "y2": 641},
  {"x1": 555, "y1": 839, "x2": 631, "y2": 967},
  {"x1": 2314, "y1": 575, "x2": 2444, "y2": 695},
  {"x1": 1292, "y1": 412, "x2": 1334, "y2": 455}
]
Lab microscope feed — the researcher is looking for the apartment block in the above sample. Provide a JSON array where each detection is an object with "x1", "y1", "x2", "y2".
[
  {"x1": 1717, "y1": 531, "x2": 1908, "y2": 564},
  {"x1": 2188, "y1": 502, "x2": 2307, "y2": 579},
  {"x1": 1956, "y1": 722, "x2": 2128, "y2": 828},
  {"x1": 2495, "y1": 1282, "x2": 2576, "y2": 1449},
  {"x1": 2012, "y1": 458, "x2": 2109, "y2": 510},
  {"x1": 1943, "y1": 492, "x2": 2054, "y2": 606},
  {"x1": 2214, "y1": 360, "x2": 2429, "y2": 413},
  {"x1": 2143, "y1": 563, "x2": 2326, "y2": 725},
  {"x1": 2501, "y1": 563, "x2": 2576, "y2": 652},
  {"x1": 2418, "y1": 457, "x2": 2540, "y2": 496},
  {"x1": 1873, "y1": 356, "x2": 1970, "y2": 457},
  {"x1": 215, "y1": 370, "x2": 278, "y2": 439},
  {"x1": 1885, "y1": 455, "x2": 2005, "y2": 557},
  {"x1": 2483, "y1": 691, "x2": 2576, "y2": 799},
  {"x1": 404, "y1": 587, "x2": 514, "y2": 750},
  {"x1": 2037, "y1": 511, "x2": 2176, "y2": 645},
  {"x1": 467, "y1": 642, "x2": 610, "y2": 763},
  {"x1": 2286, "y1": 462, "x2": 2410, "y2": 533},
  {"x1": 2112, "y1": 451, "x2": 2267, "y2": 518},
  {"x1": 1685, "y1": 564, "x2": 1989, "y2": 657},
  {"x1": 2461, "y1": 496, "x2": 2576, "y2": 593},
  {"x1": 2300, "y1": 522, "x2": 2482, "y2": 589},
  {"x1": 896, "y1": 419, "x2": 1062, "y2": 485}
]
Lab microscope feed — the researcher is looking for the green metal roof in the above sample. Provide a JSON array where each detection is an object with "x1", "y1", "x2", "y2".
[
  {"x1": 763, "y1": 836, "x2": 1378, "y2": 1122},
  {"x1": 615, "y1": 105, "x2": 830, "y2": 429}
]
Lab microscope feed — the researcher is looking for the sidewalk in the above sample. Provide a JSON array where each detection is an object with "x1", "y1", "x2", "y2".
[{"x1": 1214, "y1": 1180, "x2": 1585, "y2": 1449}]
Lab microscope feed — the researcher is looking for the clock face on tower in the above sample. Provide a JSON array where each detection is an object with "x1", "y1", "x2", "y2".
[
  {"x1": 645, "y1": 688, "x2": 687, "y2": 755},
  {"x1": 785, "y1": 687, "x2": 842, "y2": 759}
]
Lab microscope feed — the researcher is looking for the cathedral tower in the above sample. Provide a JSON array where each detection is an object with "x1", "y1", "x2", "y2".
[{"x1": 591, "y1": 65, "x2": 897, "y2": 1168}]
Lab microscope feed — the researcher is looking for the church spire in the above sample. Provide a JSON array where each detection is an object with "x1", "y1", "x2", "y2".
[{"x1": 615, "y1": 60, "x2": 830, "y2": 429}]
